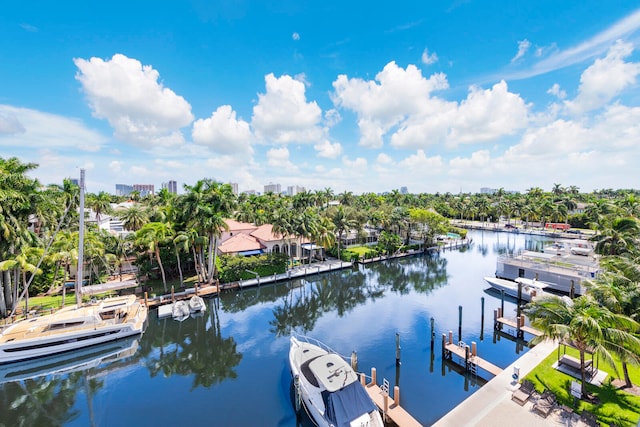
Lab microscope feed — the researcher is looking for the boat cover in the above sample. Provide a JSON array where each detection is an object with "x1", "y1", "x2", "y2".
[{"x1": 323, "y1": 381, "x2": 376, "y2": 427}]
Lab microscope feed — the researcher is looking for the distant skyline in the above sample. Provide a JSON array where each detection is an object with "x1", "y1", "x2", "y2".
[{"x1": 2, "y1": 2, "x2": 640, "y2": 195}]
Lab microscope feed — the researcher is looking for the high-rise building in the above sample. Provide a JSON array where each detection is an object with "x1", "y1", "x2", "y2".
[
  {"x1": 264, "y1": 183, "x2": 281, "y2": 194},
  {"x1": 133, "y1": 184, "x2": 155, "y2": 197},
  {"x1": 229, "y1": 182, "x2": 239, "y2": 195},
  {"x1": 287, "y1": 185, "x2": 305, "y2": 196},
  {"x1": 115, "y1": 184, "x2": 133, "y2": 196},
  {"x1": 162, "y1": 180, "x2": 177, "y2": 194}
]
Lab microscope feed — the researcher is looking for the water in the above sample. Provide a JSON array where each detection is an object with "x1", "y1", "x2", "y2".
[{"x1": 0, "y1": 230, "x2": 550, "y2": 426}]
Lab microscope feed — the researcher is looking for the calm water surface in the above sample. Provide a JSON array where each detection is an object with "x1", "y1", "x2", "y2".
[{"x1": 0, "y1": 230, "x2": 551, "y2": 426}]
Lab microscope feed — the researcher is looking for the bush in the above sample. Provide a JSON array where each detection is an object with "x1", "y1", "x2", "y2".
[{"x1": 218, "y1": 252, "x2": 288, "y2": 283}]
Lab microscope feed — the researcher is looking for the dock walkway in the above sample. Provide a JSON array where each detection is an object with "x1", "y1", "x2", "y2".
[
  {"x1": 441, "y1": 333, "x2": 503, "y2": 377},
  {"x1": 360, "y1": 370, "x2": 422, "y2": 427}
]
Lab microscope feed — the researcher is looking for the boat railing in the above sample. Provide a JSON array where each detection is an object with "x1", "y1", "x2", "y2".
[{"x1": 291, "y1": 332, "x2": 351, "y2": 361}]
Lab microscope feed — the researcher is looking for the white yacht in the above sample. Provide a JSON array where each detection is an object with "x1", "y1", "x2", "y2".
[
  {"x1": 0, "y1": 170, "x2": 148, "y2": 365},
  {"x1": 483, "y1": 276, "x2": 549, "y2": 302},
  {"x1": 289, "y1": 335, "x2": 384, "y2": 427}
]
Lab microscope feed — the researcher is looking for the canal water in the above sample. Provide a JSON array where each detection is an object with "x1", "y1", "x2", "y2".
[{"x1": 0, "y1": 230, "x2": 551, "y2": 426}]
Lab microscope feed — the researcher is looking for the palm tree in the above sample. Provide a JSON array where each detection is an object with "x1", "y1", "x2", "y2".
[
  {"x1": 592, "y1": 217, "x2": 640, "y2": 256},
  {"x1": 328, "y1": 206, "x2": 357, "y2": 260},
  {"x1": 87, "y1": 191, "x2": 112, "y2": 224},
  {"x1": 525, "y1": 295, "x2": 640, "y2": 398},
  {"x1": 117, "y1": 205, "x2": 149, "y2": 232},
  {"x1": 136, "y1": 222, "x2": 172, "y2": 292}
]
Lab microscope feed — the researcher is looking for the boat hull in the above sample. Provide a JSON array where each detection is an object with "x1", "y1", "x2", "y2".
[{"x1": 483, "y1": 277, "x2": 532, "y2": 301}]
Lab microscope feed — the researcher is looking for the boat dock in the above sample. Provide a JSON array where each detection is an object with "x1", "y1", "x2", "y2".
[
  {"x1": 360, "y1": 368, "x2": 422, "y2": 427},
  {"x1": 494, "y1": 308, "x2": 543, "y2": 340},
  {"x1": 442, "y1": 332, "x2": 502, "y2": 377}
]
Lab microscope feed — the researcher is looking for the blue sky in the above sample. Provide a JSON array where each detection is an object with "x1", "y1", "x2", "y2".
[{"x1": 2, "y1": 1, "x2": 640, "y2": 195}]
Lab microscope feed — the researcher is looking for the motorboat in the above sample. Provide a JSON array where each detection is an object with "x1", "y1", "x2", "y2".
[
  {"x1": 172, "y1": 300, "x2": 190, "y2": 320},
  {"x1": 289, "y1": 335, "x2": 384, "y2": 427},
  {"x1": 483, "y1": 276, "x2": 549, "y2": 302},
  {"x1": 188, "y1": 295, "x2": 206, "y2": 313},
  {"x1": 0, "y1": 334, "x2": 139, "y2": 384},
  {"x1": 0, "y1": 170, "x2": 148, "y2": 365}
]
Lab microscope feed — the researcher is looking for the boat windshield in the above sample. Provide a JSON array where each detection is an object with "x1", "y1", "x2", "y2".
[{"x1": 323, "y1": 381, "x2": 376, "y2": 427}]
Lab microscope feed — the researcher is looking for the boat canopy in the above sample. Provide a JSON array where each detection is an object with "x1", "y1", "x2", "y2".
[
  {"x1": 308, "y1": 353, "x2": 357, "y2": 392},
  {"x1": 323, "y1": 381, "x2": 377, "y2": 427}
]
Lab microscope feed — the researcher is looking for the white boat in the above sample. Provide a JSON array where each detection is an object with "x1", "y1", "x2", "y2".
[
  {"x1": 188, "y1": 295, "x2": 206, "y2": 313},
  {"x1": 0, "y1": 334, "x2": 139, "y2": 384},
  {"x1": 0, "y1": 170, "x2": 148, "y2": 365},
  {"x1": 172, "y1": 300, "x2": 190, "y2": 320},
  {"x1": 483, "y1": 276, "x2": 548, "y2": 302},
  {"x1": 289, "y1": 335, "x2": 384, "y2": 427}
]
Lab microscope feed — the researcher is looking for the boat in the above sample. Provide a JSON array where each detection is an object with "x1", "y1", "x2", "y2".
[
  {"x1": 171, "y1": 300, "x2": 190, "y2": 320},
  {"x1": 188, "y1": 295, "x2": 206, "y2": 313},
  {"x1": 0, "y1": 334, "x2": 139, "y2": 384},
  {"x1": 289, "y1": 335, "x2": 384, "y2": 427},
  {"x1": 483, "y1": 276, "x2": 549, "y2": 302},
  {"x1": 0, "y1": 170, "x2": 148, "y2": 365}
]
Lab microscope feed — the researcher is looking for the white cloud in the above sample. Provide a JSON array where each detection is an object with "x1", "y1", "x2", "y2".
[
  {"x1": 74, "y1": 54, "x2": 194, "y2": 148},
  {"x1": 192, "y1": 105, "x2": 253, "y2": 155},
  {"x1": 341, "y1": 156, "x2": 368, "y2": 170},
  {"x1": 332, "y1": 61, "x2": 449, "y2": 148},
  {"x1": 449, "y1": 150, "x2": 492, "y2": 176},
  {"x1": 565, "y1": 40, "x2": 640, "y2": 114},
  {"x1": 511, "y1": 39, "x2": 531, "y2": 63},
  {"x1": 421, "y1": 48, "x2": 438, "y2": 65},
  {"x1": 398, "y1": 149, "x2": 443, "y2": 172},
  {"x1": 314, "y1": 139, "x2": 342, "y2": 158},
  {"x1": 376, "y1": 153, "x2": 393, "y2": 164},
  {"x1": 252, "y1": 73, "x2": 324, "y2": 144},
  {"x1": 266, "y1": 146, "x2": 298, "y2": 170},
  {"x1": 109, "y1": 160, "x2": 123, "y2": 173},
  {"x1": 0, "y1": 105, "x2": 107, "y2": 151},
  {"x1": 292, "y1": 32, "x2": 300, "y2": 41},
  {"x1": 547, "y1": 83, "x2": 567, "y2": 100}
]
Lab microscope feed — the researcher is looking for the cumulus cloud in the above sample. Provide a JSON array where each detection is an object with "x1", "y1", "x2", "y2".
[
  {"x1": 109, "y1": 160, "x2": 123, "y2": 173},
  {"x1": 252, "y1": 73, "x2": 324, "y2": 144},
  {"x1": 74, "y1": 54, "x2": 194, "y2": 148},
  {"x1": 266, "y1": 146, "x2": 298, "y2": 170},
  {"x1": 511, "y1": 39, "x2": 531, "y2": 63},
  {"x1": 314, "y1": 139, "x2": 342, "y2": 158},
  {"x1": 376, "y1": 153, "x2": 393, "y2": 164},
  {"x1": 332, "y1": 61, "x2": 449, "y2": 148},
  {"x1": 398, "y1": 149, "x2": 443, "y2": 171},
  {"x1": 421, "y1": 48, "x2": 438, "y2": 65},
  {"x1": 565, "y1": 40, "x2": 640, "y2": 115},
  {"x1": 0, "y1": 105, "x2": 106, "y2": 151},
  {"x1": 292, "y1": 32, "x2": 300, "y2": 41},
  {"x1": 192, "y1": 105, "x2": 253, "y2": 155},
  {"x1": 342, "y1": 156, "x2": 368, "y2": 171}
]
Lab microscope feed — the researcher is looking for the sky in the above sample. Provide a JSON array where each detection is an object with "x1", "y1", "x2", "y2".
[{"x1": 2, "y1": 1, "x2": 640, "y2": 195}]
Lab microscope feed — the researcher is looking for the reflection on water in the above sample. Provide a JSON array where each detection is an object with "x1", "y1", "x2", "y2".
[{"x1": 0, "y1": 230, "x2": 552, "y2": 426}]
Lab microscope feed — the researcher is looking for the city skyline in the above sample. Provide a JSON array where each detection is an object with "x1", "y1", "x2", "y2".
[{"x1": 2, "y1": 2, "x2": 640, "y2": 194}]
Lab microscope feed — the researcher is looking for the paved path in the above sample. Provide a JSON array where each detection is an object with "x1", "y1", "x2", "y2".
[{"x1": 432, "y1": 340, "x2": 580, "y2": 427}]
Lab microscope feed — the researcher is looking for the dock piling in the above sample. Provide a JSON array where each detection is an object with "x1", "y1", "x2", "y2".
[
  {"x1": 395, "y1": 332, "x2": 401, "y2": 366},
  {"x1": 458, "y1": 305, "x2": 463, "y2": 342},
  {"x1": 351, "y1": 351, "x2": 358, "y2": 371},
  {"x1": 394, "y1": 386, "x2": 400, "y2": 406},
  {"x1": 430, "y1": 317, "x2": 435, "y2": 350},
  {"x1": 171, "y1": 286, "x2": 175, "y2": 302}
]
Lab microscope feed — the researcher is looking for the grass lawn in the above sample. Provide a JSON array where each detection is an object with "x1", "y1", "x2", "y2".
[
  {"x1": 524, "y1": 345, "x2": 640, "y2": 427},
  {"x1": 346, "y1": 246, "x2": 371, "y2": 257}
]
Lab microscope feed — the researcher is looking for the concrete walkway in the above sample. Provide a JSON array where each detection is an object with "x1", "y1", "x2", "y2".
[{"x1": 432, "y1": 340, "x2": 575, "y2": 427}]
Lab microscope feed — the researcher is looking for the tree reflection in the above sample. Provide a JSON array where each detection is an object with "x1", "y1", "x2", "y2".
[
  {"x1": 141, "y1": 301, "x2": 242, "y2": 389},
  {"x1": 269, "y1": 254, "x2": 449, "y2": 335}
]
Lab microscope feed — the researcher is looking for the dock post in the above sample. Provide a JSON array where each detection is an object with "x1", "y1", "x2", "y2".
[
  {"x1": 371, "y1": 367, "x2": 377, "y2": 386},
  {"x1": 471, "y1": 341, "x2": 477, "y2": 357},
  {"x1": 458, "y1": 305, "x2": 463, "y2": 342},
  {"x1": 383, "y1": 393, "x2": 389, "y2": 423},
  {"x1": 570, "y1": 280, "x2": 575, "y2": 299},
  {"x1": 441, "y1": 333, "x2": 446, "y2": 357},
  {"x1": 360, "y1": 372, "x2": 366, "y2": 386},
  {"x1": 195, "y1": 282, "x2": 198, "y2": 295},
  {"x1": 464, "y1": 345, "x2": 470, "y2": 371},
  {"x1": 480, "y1": 297, "x2": 485, "y2": 340},
  {"x1": 517, "y1": 280, "x2": 523, "y2": 302},
  {"x1": 171, "y1": 286, "x2": 175, "y2": 302},
  {"x1": 430, "y1": 317, "x2": 435, "y2": 350},
  {"x1": 144, "y1": 292, "x2": 148, "y2": 307},
  {"x1": 351, "y1": 351, "x2": 358, "y2": 371},
  {"x1": 394, "y1": 385, "x2": 400, "y2": 406},
  {"x1": 448, "y1": 330, "x2": 453, "y2": 345},
  {"x1": 395, "y1": 332, "x2": 401, "y2": 366}
]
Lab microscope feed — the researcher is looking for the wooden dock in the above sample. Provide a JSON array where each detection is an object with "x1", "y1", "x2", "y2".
[
  {"x1": 360, "y1": 369, "x2": 422, "y2": 427},
  {"x1": 144, "y1": 284, "x2": 219, "y2": 308},
  {"x1": 441, "y1": 332, "x2": 502, "y2": 377},
  {"x1": 493, "y1": 308, "x2": 543, "y2": 340}
]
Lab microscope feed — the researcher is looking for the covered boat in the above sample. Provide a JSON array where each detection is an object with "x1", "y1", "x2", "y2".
[
  {"x1": 289, "y1": 335, "x2": 384, "y2": 427},
  {"x1": 188, "y1": 295, "x2": 206, "y2": 313}
]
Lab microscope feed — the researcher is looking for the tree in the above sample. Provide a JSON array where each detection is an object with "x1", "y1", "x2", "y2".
[
  {"x1": 136, "y1": 222, "x2": 172, "y2": 292},
  {"x1": 525, "y1": 295, "x2": 640, "y2": 399},
  {"x1": 117, "y1": 205, "x2": 149, "y2": 232}
]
